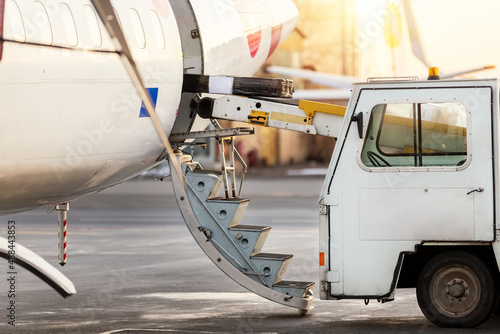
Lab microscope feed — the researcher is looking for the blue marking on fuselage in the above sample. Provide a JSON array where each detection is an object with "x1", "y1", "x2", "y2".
[{"x1": 139, "y1": 88, "x2": 159, "y2": 117}]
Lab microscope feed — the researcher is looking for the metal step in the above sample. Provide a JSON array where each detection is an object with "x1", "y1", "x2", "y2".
[
  {"x1": 229, "y1": 225, "x2": 271, "y2": 257},
  {"x1": 184, "y1": 164, "x2": 223, "y2": 200},
  {"x1": 206, "y1": 197, "x2": 250, "y2": 228},
  {"x1": 274, "y1": 281, "x2": 315, "y2": 298},
  {"x1": 251, "y1": 253, "x2": 293, "y2": 287},
  {"x1": 170, "y1": 153, "x2": 314, "y2": 313}
]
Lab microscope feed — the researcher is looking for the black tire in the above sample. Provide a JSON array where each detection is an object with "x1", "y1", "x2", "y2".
[
  {"x1": 493, "y1": 278, "x2": 500, "y2": 316},
  {"x1": 416, "y1": 251, "x2": 496, "y2": 328}
]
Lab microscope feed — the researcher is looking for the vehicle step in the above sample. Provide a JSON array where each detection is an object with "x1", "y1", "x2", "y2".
[
  {"x1": 208, "y1": 197, "x2": 250, "y2": 204},
  {"x1": 273, "y1": 280, "x2": 315, "y2": 298},
  {"x1": 204, "y1": 197, "x2": 250, "y2": 227},
  {"x1": 183, "y1": 162, "x2": 201, "y2": 172},
  {"x1": 229, "y1": 225, "x2": 272, "y2": 256},
  {"x1": 190, "y1": 169, "x2": 222, "y2": 176},
  {"x1": 251, "y1": 253, "x2": 293, "y2": 287},
  {"x1": 230, "y1": 225, "x2": 271, "y2": 232},
  {"x1": 274, "y1": 280, "x2": 314, "y2": 289},
  {"x1": 252, "y1": 253, "x2": 293, "y2": 260},
  {"x1": 184, "y1": 170, "x2": 223, "y2": 200}
]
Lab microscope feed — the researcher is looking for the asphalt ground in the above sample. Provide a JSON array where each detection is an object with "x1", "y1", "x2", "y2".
[{"x1": 1, "y1": 168, "x2": 499, "y2": 333}]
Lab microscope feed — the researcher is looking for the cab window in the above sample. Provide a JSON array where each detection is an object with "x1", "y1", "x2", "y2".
[{"x1": 361, "y1": 102, "x2": 468, "y2": 168}]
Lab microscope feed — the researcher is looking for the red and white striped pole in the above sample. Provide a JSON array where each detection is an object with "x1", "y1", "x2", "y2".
[{"x1": 56, "y1": 203, "x2": 69, "y2": 266}]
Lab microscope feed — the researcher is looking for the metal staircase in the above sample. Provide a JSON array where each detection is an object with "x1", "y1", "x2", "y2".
[{"x1": 168, "y1": 130, "x2": 314, "y2": 313}]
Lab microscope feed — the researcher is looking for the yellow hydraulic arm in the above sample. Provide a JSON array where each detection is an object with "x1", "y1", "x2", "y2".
[{"x1": 197, "y1": 96, "x2": 347, "y2": 138}]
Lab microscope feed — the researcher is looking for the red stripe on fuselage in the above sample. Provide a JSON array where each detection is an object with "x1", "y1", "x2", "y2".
[
  {"x1": 247, "y1": 30, "x2": 262, "y2": 58},
  {"x1": 267, "y1": 24, "x2": 283, "y2": 59},
  {"x1": 151, "y1": 0, "x2": 169, "y2": 18}
]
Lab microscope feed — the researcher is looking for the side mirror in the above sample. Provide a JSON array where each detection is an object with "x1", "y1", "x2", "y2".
[{"x1": 351, "y1": 112, "x2": 363, "y2": 139}]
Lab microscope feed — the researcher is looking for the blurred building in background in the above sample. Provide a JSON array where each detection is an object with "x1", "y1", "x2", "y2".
[
  {"x1": 224, "y1": 0, "x2": 356, "y2": 167},
  {"x1": 197, "y1": 0, "x2": 499, "y2": 168}
]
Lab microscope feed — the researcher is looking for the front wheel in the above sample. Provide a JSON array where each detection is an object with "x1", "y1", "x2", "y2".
[{"x1": 416, "y1": 251, "x2": 496, "y2": 328}]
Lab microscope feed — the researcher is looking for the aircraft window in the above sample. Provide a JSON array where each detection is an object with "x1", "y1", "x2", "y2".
[
  {"x1": 361, "y1": 102, "x2": 468, "y2": 168},
  {"x1": 33, "y1": 1, "x2": 53, "y2": 45},
  {"x1": 4, "y1": 0, "x2": 25, "y2": 42},
  {"x1": 60, "y1": 3, "x2": 78, "y2": 47},
  {"x1": 129, "y1": 8, "x2": 146, "y2": 49},
  {"x1": 149, "y1": 10, "x2": 165, "y2": 49},
  {"x1": 84, "y1": 4, "x2": 102, "y2": 47}
]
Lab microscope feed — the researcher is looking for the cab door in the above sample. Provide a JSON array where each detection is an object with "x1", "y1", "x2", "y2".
[{"x1": 324, "y1": 84, "x2": 495, "y2": 297}]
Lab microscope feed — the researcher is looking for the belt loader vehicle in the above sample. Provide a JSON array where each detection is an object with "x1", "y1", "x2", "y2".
[{"x1": 169, "y1": 72, "x2": 500, "y2": 328}]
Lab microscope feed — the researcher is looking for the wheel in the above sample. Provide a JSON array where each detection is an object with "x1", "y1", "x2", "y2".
[
  {"x1": 495, "y1": 299, "x2": 500, "y2": 316},
  {"x1": 493, "y1": 278, "x2": 500, "y2": 316},
  {"x1": 416, "y1": 251, "x2": 496, "y2": 328}
]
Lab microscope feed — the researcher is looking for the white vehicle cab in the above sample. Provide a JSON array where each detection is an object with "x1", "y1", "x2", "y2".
[{"x1": 318, "y1": 76, "x2": 499, "y2": 328}]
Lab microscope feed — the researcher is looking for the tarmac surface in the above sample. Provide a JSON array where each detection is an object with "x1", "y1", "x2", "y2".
[{"x1": 1, "y1": 166, "x2": 500, "y2": 333}]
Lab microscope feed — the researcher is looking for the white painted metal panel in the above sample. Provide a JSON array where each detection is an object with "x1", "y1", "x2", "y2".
[
  {"x1": 359, "y1": 188, "x2": 474, "y2": 241},
  {"x1": 0, "y1": 0, "x2": 184, "y2": 213},
  {"x1": 190, "y1": 0, "x2": 297, "y2": 76}
]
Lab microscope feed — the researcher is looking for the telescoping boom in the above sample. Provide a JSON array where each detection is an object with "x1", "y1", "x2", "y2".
[{"x1": 196, "y1": 95, "x2": 348, "y2": 138}]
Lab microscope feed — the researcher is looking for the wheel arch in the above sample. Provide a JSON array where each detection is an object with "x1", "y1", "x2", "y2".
[{"x1": 398, "y1": 244, "x2": 500, "y2": 289}]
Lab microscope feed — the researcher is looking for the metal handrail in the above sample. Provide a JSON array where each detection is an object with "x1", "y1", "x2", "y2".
[{"x1": 211, "y1": 119, "x2": 248, "y2": 198}]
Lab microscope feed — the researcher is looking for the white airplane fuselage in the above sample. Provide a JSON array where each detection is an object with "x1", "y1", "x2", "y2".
[{"x1": 0, "y1": 0, "x2": 298, "y2": 213}]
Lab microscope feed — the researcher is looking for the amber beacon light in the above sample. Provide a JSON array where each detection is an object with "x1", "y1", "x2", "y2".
[{"x1": 428, "y1": 67, "x2": 441, "y2": 80}]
